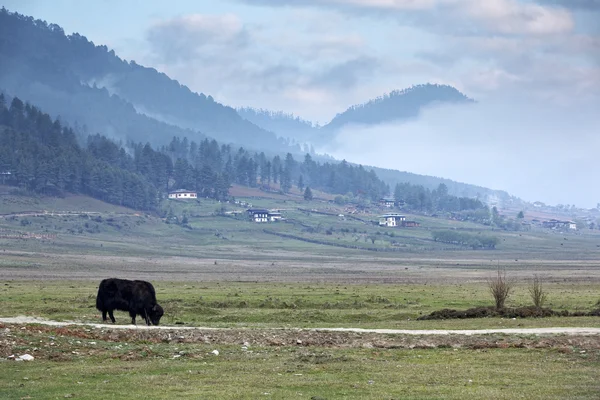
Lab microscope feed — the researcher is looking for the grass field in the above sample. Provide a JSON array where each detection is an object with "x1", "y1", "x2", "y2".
[
  {"x1": 2, "y1": 190, "x2": 600, "y2": 399},
  {"x1": 2, "y1": 281, "x2": 599, "y2": 330},
  {"x1": 1, "y1": 323, "x2": 599, "y2": 399}
]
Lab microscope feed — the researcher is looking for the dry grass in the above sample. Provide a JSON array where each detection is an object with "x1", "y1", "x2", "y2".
[
  {"x1": 488, "y1": 267, "x2": 513, "y2": 310},
  {"x1": 529, "y1": 275, "x2": 548, "y2": 308}
]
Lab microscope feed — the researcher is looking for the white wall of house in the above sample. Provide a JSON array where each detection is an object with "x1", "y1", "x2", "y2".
[
  {"x1": 252, "y1": 213, "x2": 268, "y2": 222},
  {"x1": 168, "y1": 192, "x2": 197, "y2": 199}
]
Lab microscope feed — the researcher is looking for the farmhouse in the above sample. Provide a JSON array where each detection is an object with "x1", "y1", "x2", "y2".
[
  {"x1": 246, "y1": 209, "x2": 285, "y2": 223},
  {"x1": 379, "y1": 213, "x2": 406, "y2": 227},
  {"x1": 247, "y1": 208, "x2": 269, "y2": 222},
  {"x1": 168, "y1": 189, "x2": 197, "y2": 200},
  {"x1": 542, "y1": 219, "x2": 577, "y2": 230}
]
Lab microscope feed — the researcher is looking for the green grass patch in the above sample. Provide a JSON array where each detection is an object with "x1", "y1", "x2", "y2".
[
  {"x1": 1, "y1": 331, "x2": 599, "y2": 400},
  {"x1": 2, "y1": 281, "x2": 599, "y2": 330}
]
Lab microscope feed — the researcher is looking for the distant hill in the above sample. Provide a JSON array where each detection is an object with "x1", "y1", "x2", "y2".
[
  {"x1": 323, "y1": 84, "x2": 474, "y2": 132},
  {"x1": 237, "y1": 107, "x2": 320, "y2": 146},
  {"x1": 240, "y1": 84, "x2": 474, "y2": 147},
  {"x1": 369, "y1": 166, "x2": 517, "y2": 207},
  {"x1": 0, "y1": 8, "x2": 288, "y2": 152}
]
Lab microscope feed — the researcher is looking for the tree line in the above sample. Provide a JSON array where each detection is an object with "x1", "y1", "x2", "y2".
[
  {"x1": 432, "y1": 230, "x2": 498, "y2": 249},
  {"x1": 158, "y1": 136, "x2": 389, "y2": 201},
  {"x1": 394, "y1": 181, "x2": 484, "y2": 213}
]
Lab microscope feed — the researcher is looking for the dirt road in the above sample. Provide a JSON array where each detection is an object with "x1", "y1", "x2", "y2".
[{"x1": 1, "y1": 316, "x2": 599, "y2": 336}]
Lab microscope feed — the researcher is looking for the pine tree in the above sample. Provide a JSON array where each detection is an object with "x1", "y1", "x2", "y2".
[{"x1": 304, "y1": 186, "x2": 313, "y2": 201}]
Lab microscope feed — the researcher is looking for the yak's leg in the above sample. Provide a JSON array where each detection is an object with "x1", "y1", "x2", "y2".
[
  {"x1": 129, "y1": 311, "x2": 137, "y2": 325},
  {"x1": 101, "y1": 310, "x2": 108, "y2": 322},
  {"x1": 108, "y1": 310, "x2": 116, "y2": 323},
  {"x1": 144, "y1": 310, "x2": 151, "y2": 326}
]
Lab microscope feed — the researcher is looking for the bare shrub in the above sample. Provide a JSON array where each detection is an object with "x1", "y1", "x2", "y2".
[
  {"x1": 488, "y1": 267, "x2": 512, "y2": 310},
  {"x1": 528, "y1": 275, "x2": 547, "y2": 308}
]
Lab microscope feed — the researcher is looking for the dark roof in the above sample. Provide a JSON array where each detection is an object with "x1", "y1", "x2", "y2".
[
  {"x1": 169, "y1": 189, "x2": 196, "y2": 194},
  {"x1": 380, "y1": 213, "x2": 405, "y2": 218},
  {"x1": 247, "y1": 208, "x2": 269, "y2": 213}
]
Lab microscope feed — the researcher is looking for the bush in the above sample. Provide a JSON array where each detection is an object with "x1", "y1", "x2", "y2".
[
  {"x1": 488, "y1": 267, "x2": 512, "y2": 309},
  {"x1": 529, "y1": 275, "x2": 547, "y2": 308}
]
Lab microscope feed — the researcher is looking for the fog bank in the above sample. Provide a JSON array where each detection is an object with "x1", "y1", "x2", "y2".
[{"x1": 326, "y1": 99, "x2": 599, "y2": 208}]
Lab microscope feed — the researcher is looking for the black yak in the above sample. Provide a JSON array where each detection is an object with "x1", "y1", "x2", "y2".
[{"x1": 96, "y1": 278, "x2": 164, "y2": 325}]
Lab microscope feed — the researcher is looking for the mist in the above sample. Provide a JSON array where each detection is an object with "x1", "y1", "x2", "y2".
[{"x1": 325, "y1": 98, "x2": 600, "y2": 208}]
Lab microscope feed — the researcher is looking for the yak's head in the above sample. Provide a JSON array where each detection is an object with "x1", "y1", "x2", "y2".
[{"x1": 150, "y1": 304, "x2": 164, "y2": 325}]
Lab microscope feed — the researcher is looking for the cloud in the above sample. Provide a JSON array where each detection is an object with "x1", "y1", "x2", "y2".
[
  {"x1": 536, "y1": 0, "x2": 600, "y2": 11},
  {"x1": 310, "y1": 56, "x2": 380, "y2": 89},
  {"x1": 142, "y1": 5, "x2": 598, "y2": 125},
  {"x1": 234, "y1": 0, "x2": 575, "y2": 36},
  {"x1": 143, "y1": 11, "x2": 383, "y2": 122},
  {"x1": 326, "y1": 99, "x2": 600, "y2": 207},
  {"x1": 415, "y1": 31, "x2": 600, "y2": 104},
  {"x1": 146, "y1": 14, "x2": 249, "y2": 63}
]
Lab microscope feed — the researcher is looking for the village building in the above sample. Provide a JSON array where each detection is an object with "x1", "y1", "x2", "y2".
[
  {"x1": 168, "y1": 189, "x2": 197, "y2": 199},
  {"x1": 245, "y1": 209, "x2": 283, "y2": 223},
  {"x1": 379, "y1": 213, "x2": 406, "y2": 227},
  {"x1": 542, "y1": 219, "x2": 577, "y2": 230},
  {"x1": 378, "y1": 214, "x2": 420, "y2": 228},
  {"x1": 247, "y1": 208, "x2": 269, "y2": 222},
  {"x1": 0, "y1": 171, "x2": 11, "y2": 185}
]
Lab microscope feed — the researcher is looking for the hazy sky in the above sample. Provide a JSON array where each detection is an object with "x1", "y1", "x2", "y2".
[{"x1": 3, "y1": 0, "x2": 600, "y2": 206}]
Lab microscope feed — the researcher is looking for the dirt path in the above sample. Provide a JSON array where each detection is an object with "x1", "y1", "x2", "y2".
[{"x1": 1, "y1": 316, "x2": 599, "y2": 336}]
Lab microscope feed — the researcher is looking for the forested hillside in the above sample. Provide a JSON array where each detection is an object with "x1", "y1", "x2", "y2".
[
  {"x1": 323, "y1": 84, "x2": 474, "y2": 132},
  {"x1": 0, "y1": 8, "x2": 287, "y2": 152},
  {"x1": 0, "y1": 95, "x2": 391, "y2": 209},
  {"x1": 394, "y1": 182, "x2": 484, "y2": 213},
  {"x1": 0, "y1": 95, "x2": 159, "y2": 209},
  {"x1": 371, "y1": 166, "x2": 514, "y2": 204}
]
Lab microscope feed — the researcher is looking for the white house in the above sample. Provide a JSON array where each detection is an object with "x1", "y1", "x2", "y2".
[
  {"x1": 542, "y1": 219, "x2": 577, "y2": 230},
  {"x1": 168, "y1": 189, "x2": 197, "y2": 200},
  {"x1": 247, "y1": 208, "x2": 270, "y2": 223},
  {"x1": 379, "y1": 213, "x2": 406, "y2": 227}
]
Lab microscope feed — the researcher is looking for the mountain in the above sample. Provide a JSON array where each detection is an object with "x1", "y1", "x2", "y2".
[
  {"x1": 0, "y1": 8, "x2": 288, "y2": 152},
  {"x1": 238, "y1": 84, "x2": 474, "y2": 147},
  {"x1": 322, "y1": 84, "x2": 474, "y2": 132},
  {"x1": 0, "y1": 8, "x2": 515, "y2": 206}
]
